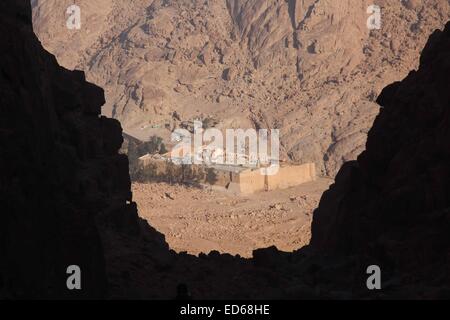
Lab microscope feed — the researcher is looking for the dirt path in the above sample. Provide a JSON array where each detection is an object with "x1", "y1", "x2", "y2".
[{"x1": 133, "y1": 178, "x2": 332, "y2": 257}]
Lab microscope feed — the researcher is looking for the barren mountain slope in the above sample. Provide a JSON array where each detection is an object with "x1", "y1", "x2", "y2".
[{"x1": 32, "y1": 0, "x2": 450, "y2": 176}]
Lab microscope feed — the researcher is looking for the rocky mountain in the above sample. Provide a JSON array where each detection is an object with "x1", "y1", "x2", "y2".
[
  {"x1": 32, "y1": 0, "x2": 450, "y2": 176},
  {"x1": 2, "y1": 0, "x2": 450, "y2": 300}
]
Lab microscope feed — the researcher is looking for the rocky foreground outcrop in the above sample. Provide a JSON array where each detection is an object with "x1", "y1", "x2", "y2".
[
  {"x1": 311, "y1": 21, "x2": 450, "y2": 297},
  {"x1": 0, "y1": 0, "x2": 143, "y2": 298}
]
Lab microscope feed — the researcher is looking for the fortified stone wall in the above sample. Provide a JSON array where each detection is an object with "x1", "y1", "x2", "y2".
[
  {"x1": 228, "y1": 169, "x2": 266, "y2": 194},
  {"x1": 266, "y1": 163, "x2": 317, "y2": 191},
  {"x1": 138, "y1": 155, "x2": 316, "y2": 194}
]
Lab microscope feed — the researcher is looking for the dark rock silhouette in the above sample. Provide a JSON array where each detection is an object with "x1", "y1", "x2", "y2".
[
  {"x1": 0, "y1": 0, "x2": 140, "y2": 299},
  {"x1": 1, "y1": 0, "x2": 449, "y2": 300},
  {"x1": 175, "y1": 283, "x2": 192, "y2": 300},
  {"x1": 311, "y1": 21, "x2": 450, "y2": 298}
]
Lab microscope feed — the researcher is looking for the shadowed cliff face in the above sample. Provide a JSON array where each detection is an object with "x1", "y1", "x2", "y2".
[
  {"x1": 311, "y1": 22, "x2": 450, "y2": 294},
  {"x1": 0, "y1": 0, "x2": 140, "y2": 298}
]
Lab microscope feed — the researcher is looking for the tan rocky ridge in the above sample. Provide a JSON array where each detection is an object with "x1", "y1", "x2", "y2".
[{"x1": 32, "y1": 0, "x2": 450, "y2": 176}]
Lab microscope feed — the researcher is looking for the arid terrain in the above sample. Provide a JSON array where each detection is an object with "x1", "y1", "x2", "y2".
[
  {"x1": 133, "y1": 178, "x2": 332, "y2": 257},
  {"x1": 32, "y1": 0, "x2": 450, "y2": 176},
  {"x1": 30, "y1": 0, "x2": 450, "y2": 260},
  {"x1": 3, "y1": 0, "x2": 450, "y2": 299}
]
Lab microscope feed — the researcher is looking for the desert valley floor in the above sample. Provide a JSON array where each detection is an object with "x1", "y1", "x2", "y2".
[{"x1": 133, "y1": 178, "x2": 332, "y2": 257}]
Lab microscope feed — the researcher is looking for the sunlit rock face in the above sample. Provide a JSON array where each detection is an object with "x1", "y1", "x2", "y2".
[{"x1": 32, "y1": 0, "x2": 450, "y2": 176}]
